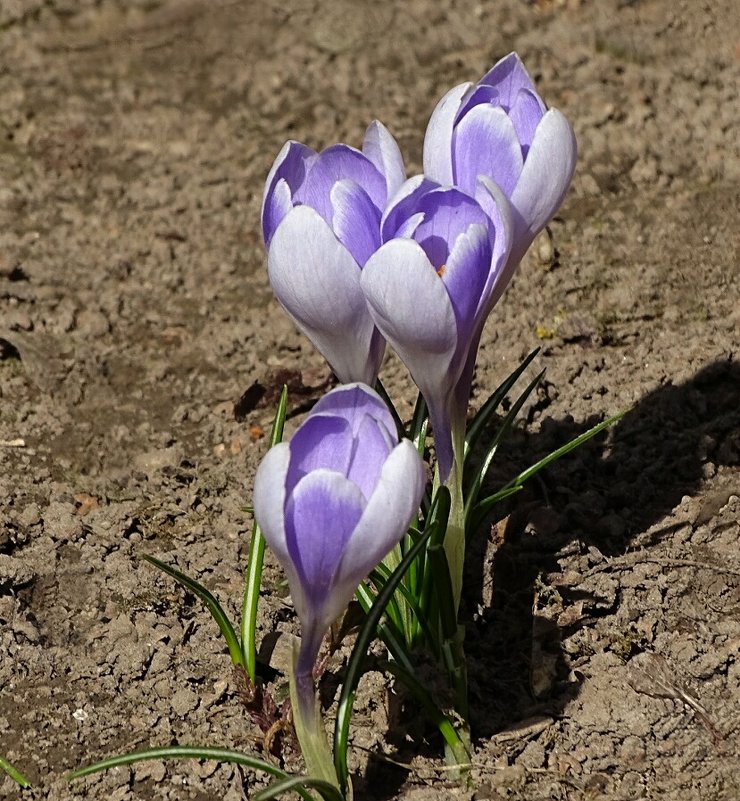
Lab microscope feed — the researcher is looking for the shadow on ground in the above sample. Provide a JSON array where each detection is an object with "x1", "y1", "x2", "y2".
[{"x1": 463, "y1": 356, "x2": 739, "y2": 739}]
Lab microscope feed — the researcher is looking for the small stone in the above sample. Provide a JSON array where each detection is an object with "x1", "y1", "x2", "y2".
[{"x1": 170, "y1": 687, "x2": 199, "y2": 716}]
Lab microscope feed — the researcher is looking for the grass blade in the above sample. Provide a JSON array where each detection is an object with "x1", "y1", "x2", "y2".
[
  {"x1": 333, "y1": 523, "x2": 436, "y2": 794},
  {"x1": 473, "y1": 411, "x2": 625, "y2": 523},
  {"x1": 67, "y1": 745, "x2": 310, "y2": 796},
  {"x1": 142, "y1": 555, "x2": 243, "y2": 667},
  {"x1": 374, "y1": 379, "x2": 405, "y2": 440},
  {"x1": 465, "y1": 347, "x2": 540, "y2": 457},
  {"x1": 254, "y1": 775, "x2": 345, "y2": 801},
  {"x1": 242, "y1": 385, "x2": 289, "y2": 681},
  {"x1": 505, "y1": 410, "x2": 625, "y2": 489},
  {"x1": 464, "y1": 369, "x2": 544, "y2": 524},
  {"x1": 0, "y1": 755, "x2": 31, "y2": 788}
]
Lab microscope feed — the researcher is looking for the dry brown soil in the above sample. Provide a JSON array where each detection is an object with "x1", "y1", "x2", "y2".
[{"x1": 1, "y1": 0, "x2": 739, "y2": 799}]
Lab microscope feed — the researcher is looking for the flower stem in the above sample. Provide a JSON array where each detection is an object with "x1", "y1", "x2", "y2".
[
  {"x1": 289, "y1": 640, "x2": 343, "y2": 793},
  {"x1": 442, "y1": 433, "x2": 467, "y2": 615}
]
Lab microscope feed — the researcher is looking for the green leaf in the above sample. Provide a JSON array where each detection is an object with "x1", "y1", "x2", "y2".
[
  {"x1": 473, "y1": 411, "x2": 626, "y2": 522},
  {"x1": 374, "y1": 379, "x2": 405, "y2": 440},
  {"x1": 384, "y1": 661, "x2": 470, "y2": 768},
  {"x1": 0, "y1": 755, "x2": 31, "y2": 788},
  {"x1": 242, "y1": 385, "x2": 289, "y2": 682},
  {"x1": 142, "y1": 555, "x2": 243, "y2": 667},
  {"x1": 465, "y1": 347, "x2": 540, "y2": 457},
  {"x1": 333, "y1": 522, "x2": 437, "y2": 794},
  {"x1": 254, "y1": 775, "x2": 345, "y2": 801},
  {"x1": 464, "y1": 369, "x2": 545, "y2": 525},
  {"x1": 67, "y1": 746, "x2": 311, "y2": 797}
]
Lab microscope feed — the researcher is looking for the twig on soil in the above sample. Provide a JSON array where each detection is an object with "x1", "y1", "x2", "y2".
[
  {"x1": 0, "y1": 438, "x2": 25, "y2": 447},
  {"x1": 585, "y1": 553, "x2": 740, "y2": 580},
  {"x1": 627, "y1": 653, "x2": 725, "y2": 747}
]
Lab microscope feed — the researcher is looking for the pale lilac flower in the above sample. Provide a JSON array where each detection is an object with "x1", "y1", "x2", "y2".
[
  {"x1": 262, "y1": 122, "x2": 406, "y2": 385},
  {"x1": 360, "y1": 176, "x2": 512, "y2": 482},
  {"x1": 423, "y1": 52, "x2": 576, "y2": 268},
  {"x1": 252, "y1": 383, "x2": 425, "y2": 705}
]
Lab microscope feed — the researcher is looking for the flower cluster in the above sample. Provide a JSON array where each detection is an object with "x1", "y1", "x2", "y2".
[
  {"x1": 261, "y1": 52, "x2": 575, "y2": 489},
  {"x1": 253, "y1": 51, "x2": 576, "y2": 781}
]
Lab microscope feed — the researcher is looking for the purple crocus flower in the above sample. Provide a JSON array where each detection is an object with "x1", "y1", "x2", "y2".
[
  {"x1": 261, "y1": 122, "x2": 406, "y2": 385},
  {"x1": 252, "y1": 383, "x2": 425, "y2": 711},
  {"x1": 360, "y1": 176, "x2": 512, "y2": 483},
  {"x1": 423, "y1": 52, "x2": 576, "y2": 268}
]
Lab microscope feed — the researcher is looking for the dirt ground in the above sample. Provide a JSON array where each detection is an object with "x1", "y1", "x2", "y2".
[{"x1": 1, "y1": 0, "x2": 738, "y2": 798}]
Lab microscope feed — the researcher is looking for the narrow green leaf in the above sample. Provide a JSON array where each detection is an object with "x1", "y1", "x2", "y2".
[
  {"x1": 464, "y1": 369, "x2": 545, "y2": 524},
  {"x1": 505, "y1": 410, "x2": 625, "y2": 488},
  {"x1": 465, "y1": 347, "x2": 540, "y2": 456},
  {"x1": 142, "y1": 555, "x2": 243, "y2": 667},
  {"x1": 418, "y1": 487, "x2": 452, "y2": 626},
  {"x1": 369, "y1": 564, "x2": 438, "y2": 651},
  {"x1": 385, "y1": 661, "x2": 470, "y2": 768},
  {"x1": 473, "y1": 411, "x2": 625, "y2": 522},
  {"x1": 355, "y1": 582, "x2": 417, "y2": 675},
  {"x1": 334, "y1": 524, "x2": 436, "y2": 794},
  {"x1": 67, "y1": 746, "x2": 310, "y2": 797},
  {"x1": 242, "y1": 385, "x2": 289, "y2": 682},
  {"x1": 356, "y1": 578, "x2": 470, "y2": 767},
  {"x1": 408, "y1": 391, "x2": 428, "y2": 453},
  {"x1": 254, "y1": 775, "x2": 345, "y2": 801},
  {"x1": 0, "y1": 755, "x2": 31, "y2": 788},
  {"x1": 374, "y1": 379, "x2": 405, "y2": 440}
]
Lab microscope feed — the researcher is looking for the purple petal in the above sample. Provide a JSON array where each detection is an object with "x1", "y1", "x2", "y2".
[
  {"x1": 268, "y1": 206, "x2": 384, "y2": 385},
  {"x1": 508, "y1": 88, "x2": 545, "y2": 156},
  {"x1": 380, "y1": 174, "x2": 438, "y2": 243},
  {"x1": 285, "y1": 414, "x2": 353, "y2": 498},
  {"x1": 285, "y1": 470, "x2": 365, "y2": 608},
  {"x1": 337, "y1": 439, "x2": 425, "y2": 591},
  {"x1": 455, "y1": 83, "x2": 500, "y2": 123},
  {"x1": 262, "y1": 141, "x2": 316, "y2": 245},
  {"x1": 294, "y1": 144, "x2": 386, "y2": 226},
  {"x1": 478, "y1": 52, "x2": 543, "y2": 112},
  {"x1": 422, "y1": 82, "x2": 471, "y2": 185},
  {"x1": 412, "y1": 187, "x2": 491, "y2": 268},
  {"x1": 331, "y1": 180, "x2": 382, "y2": 266},
  {"x1": 346, "y1": 415, "x2": 394, "y2": 502},
  {"x1": 452, "y1": 104, "x2": 523, "y2": 197},
  {"x1": 363, "y1": 120, "x2": 406, "y2": 200},
  {"x1": 440, "y1": 223, "x2": 492, "y2": 346},
  {"x1": 311, "y1": 383, "x2": 396, "y2": 442},
  {"x1": 509, "y1": 108, "x2": 577, "y2": 265}
]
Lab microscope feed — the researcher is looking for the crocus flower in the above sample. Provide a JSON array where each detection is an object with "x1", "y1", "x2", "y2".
[
  {"x1": 252, "y1": 382, "x2": 425, "y2": 712},
  {"x1": 423, "y1": 52, "x2": 576, "y2": 269},
  {"x1": 261, "y1": 122, "x2": 406, "y2": 385},
  {"x1": 360, "y1": 176, "x2": 512, "y2": 485}
]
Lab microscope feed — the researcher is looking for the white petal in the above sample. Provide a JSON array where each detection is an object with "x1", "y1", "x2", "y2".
[
  {"x1": 268, "y1": 205, "x2": 382, "y2": 384},
  {"x1": 253, "y1": 443, "x2": 291, "y2": 566},
  {"x1": 363, "y1": 120, "x2": 406, "y2": 202},
  {"x1": 361, "y1": 238, "x2": 460, "y2": 480},
  {"x1": 475, "y1": 175, "x2": 515, "y2": 314},
  {"x1": 361, "y1": 238, "x2": 458, "y2": 368},
  {"x1": 510, "y1": 108, "x2": 577, "y2": 263},
  {"x1": 422, "y1": 82, "x2": 471, "y2": 185}
]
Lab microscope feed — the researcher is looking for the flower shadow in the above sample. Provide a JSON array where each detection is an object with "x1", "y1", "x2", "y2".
[{"x1": 464, "y1": 356, "x2": 740, "y2": 740}]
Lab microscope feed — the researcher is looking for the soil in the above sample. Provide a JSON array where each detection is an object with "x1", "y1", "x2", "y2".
[{"x1": 1, "y1": 0, "x2": 738, "y2": 799}]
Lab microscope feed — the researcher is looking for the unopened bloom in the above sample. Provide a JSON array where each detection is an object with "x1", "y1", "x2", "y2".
[
  {"x1": 262, "y1": 122, "x2": 406, "y2": 385},
  {"x1": 423, "y1": 52, "x2": 576, "y2": 269},
  {"x1": 252, "y1": 383, "x2": 425, "y2": 705},
  {"x1": 360, "y1": 176, "x2": 512, "y2": 484}
]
